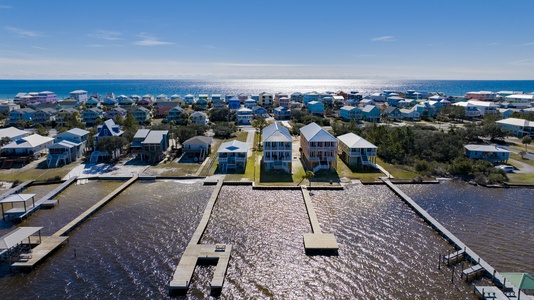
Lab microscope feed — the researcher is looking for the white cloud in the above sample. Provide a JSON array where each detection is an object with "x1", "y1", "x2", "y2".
[
  {"x1": 0, "y1": 5, "x2": 12, "y2": 9},
  {"x1": 133, "y1": 33, "x2": 173, "y2": 46},
  {"x1": 371, "y1": 36, "x2": 397, "y2": 42},
  {"x1": 88, "y1": 29, "x2": 122, "y2": 41},
  {"x1": 5, "y1": 26, "x2": 40, "y2": 38},
  {"x1": 521, "y1": 42, "x2": 534, "y2": 46}
]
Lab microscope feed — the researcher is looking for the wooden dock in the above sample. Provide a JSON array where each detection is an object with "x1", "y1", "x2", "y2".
[
  {"x1": 169, "y1": 176, "x2": 232, "y2": 294},
  {"x1": 443, "y1": 249, "x2": 465, "y2": 265},
  {"x1": 462, "y1": 264, "x2": 485, "y2": 281},
  {"x1": 53, "y1": 175, "x2": 138, "y2": 237},
  {"x1": 11, "y1": 236, "x2": 69, "y2": 270},
  {"x1": 474, "y1": 286, "x2": 510, "y2": 300},
  {"x1": 0, "y1": 180, "x2": 33, "y2": 200},
  {"x1": 16, "y1": 177, "x2": 78, "y2": 220},
  {"x1": 301, "y1": 186, "x2": 338, "y2": 252},
  {"x1": 381, "y1": 178, "x2": 524, "y2": 297}
]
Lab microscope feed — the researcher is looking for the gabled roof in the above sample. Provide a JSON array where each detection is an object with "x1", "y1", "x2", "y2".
[
  {"x1": 183, "y1": 136, "x2": 212, "y2": 146},
  {"x1": 65, "y1": 128, "x2": 89, "y2": 137},
  {"x1": 218, "y1": 140, "x2": 248, "y2": 153},
  {"x1": 2, "y1": 134, "x2": 53, "y2": 149},
  {"x1": 338, "y1": 133, "x2": 377, "y2": 149},
  {"x1": 362, "y1": 105, "x2": 378, "y2": 113},
  {"x1": 496, "y1": 118, "x2": 533, "y2": 127},
  {"x1": 263, "y1": 122, "x2": 292, "y2": 142},
  {"x1": 300, "y1": 122, "x2": 336, "y2": 142},
  {"x1": 134, "y1": 129, "x2": 151, "y2": 139},
  {"x1": 0, "y1": 127, "x2": 29, "y2": 139},
  {"x1": 142, "y1": 130, "x2": 168, "y2": 144}
]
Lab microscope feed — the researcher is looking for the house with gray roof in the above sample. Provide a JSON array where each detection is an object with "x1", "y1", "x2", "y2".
[
  {"x1": 182, "y1": 136, "x2": 212, "y2": 161},
  {"x1": 464, "y1": 144, "x2": 509, "y2": 164},
  {"x1": 1, "y1": 134, "x2": 54, "y2": 158},
  {"x1": 299, "y1": 122, "x2": 337, "y2": 172},
  {"x1": 337, "y1": 133, "x2": 377, "y2": 169},
  {"x1": 262, "y1": 122, "x2": 292, "y2": 173},
  {"x1": 46, "y1": 128, "x2": 89, "y2": 168},
  {"x1": 130, "y1": 129, "x2": 169, "y2": 163}
]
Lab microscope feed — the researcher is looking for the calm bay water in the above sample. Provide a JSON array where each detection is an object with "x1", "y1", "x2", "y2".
[
  {"x1": 1, "y1": 179, "x2": 531, "y2": 299},
  {"x1": 1, "y1": 79, "x2": 534, "y2": 100}
]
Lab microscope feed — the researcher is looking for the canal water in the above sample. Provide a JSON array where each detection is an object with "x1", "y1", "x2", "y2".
[{"x1": 0, "y1": 179, "x2": 530, "y2": 299}]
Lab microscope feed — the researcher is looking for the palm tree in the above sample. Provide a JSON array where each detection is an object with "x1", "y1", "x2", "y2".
[
  {"x1": 251, "y1": 116, "x2": 268, "y2": 149},
  {"x1": 303, "y1": 170, "x2": 315, "y2": 187}
]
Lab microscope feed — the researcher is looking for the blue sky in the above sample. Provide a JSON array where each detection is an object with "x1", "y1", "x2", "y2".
[{"x1": 1, "y1": 1, "x2": 534, "y2": 79}]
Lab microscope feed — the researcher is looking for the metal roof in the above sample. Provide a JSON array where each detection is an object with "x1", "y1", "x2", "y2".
[
  {"x1": 300, "y1": 122, "x2": 336, "y2": 142},
  {"x1": 464, "y1": 144, "x2": 509, "y2": 153},
  {"x1": 337, "y1": 133, "x2": 377, "y2": 149},
  {"x1": 0, "y1": 226, "x2": 43, "y2": 250},
  {"x1": 142, "y1": 130, "x2": 168, "y2": 144},
  {"x1": 0, "y1": 194, "x2": 36, "y2": 204},
  {"x1": 217, "y1": 140, "x2": 248, "y2": 153},
  {"x1": 263, "y1": 123, "x2": 292, "y2": 142}
]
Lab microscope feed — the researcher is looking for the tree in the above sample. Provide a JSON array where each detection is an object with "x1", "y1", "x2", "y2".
[
  {"x1": 0, "y1": 136, "x2": 11, "y2": 146},
  {"x1": 212, "y1": 122, "x2": 236, "y2": 138},
  {"x1": 210, "y1": 108, "x2": 235, "y2": 122},
  {"x1": 35, "y1": 124, "x2": 49, "y2": 136},
  {"x1": 522, "y1": 135, "x2": 532, "y2": 152},
  {"x1": 251, "y1": 116, "x2": 268, "y2": 148},
  {"x1": 303, "y1": 171, "x2": 315, "y2": 187}
]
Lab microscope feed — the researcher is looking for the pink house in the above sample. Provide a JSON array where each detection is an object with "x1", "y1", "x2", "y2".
[
  {"x1": 36, "y1": 91, "x2": 57, "y2": 103},
  {"x1": 464, "y1": 91, "x2": 496, "y2": 101}
]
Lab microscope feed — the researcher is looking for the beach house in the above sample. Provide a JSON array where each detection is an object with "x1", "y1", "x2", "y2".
[
  {"x1": 236, "y1": 108, "x2": 253, "y2": 125},
  {"x1": 211, "y1": 94, "x2": 225, "y2": 109},
  {"x1": 85, "y1": 98, "x2": 101, "y2": 108},
  {"x1": 303, "y1": 92, "x2": 319, "y2": 105},
  {"x1": 465, "y1": 91, "x2": 496, "y2": 101},
  {"x1": 153, "y1": 102, "x2": 178, "y2": 118},
  {"x1": 227, "y1": 97, "x2": 241, "y2": 110},
  {"x1": 340, "y1": 106, "x2": 362, "y2": 121},
  {"x1": 252, "y1": 106, "x2": 269, "y2": 118},
  {"x1": 278, "y1": 97, "x2": 290, "y2": 108},
  {"x1": 464, "y1": 144, "x2": 509, "y2": 164},
  {"x1": 8, "y1": 108, "x2": 35, "y2": 126},
  {"x1": 0, "y1": 127, "x2": 29, "y2": 142},
  {"x1": 182, "y1": 136, "x2": 212, "y2": 162},
  {"x1": 400, "y1": 107, "x2": 420, "y2": 121},
  {"x1": 337, "y1": 133, "x2": 377, "y2": 169},
  {"x1": 244, "y1": 98, "x2": 257, "y2": 109},
  {"x1": 55, "y1": 108, "x2": 79, "y2": 127},
  {"x1": 190, "y1": 111, "x2": 208, "y2": 125},
  {"x1": 36, "y1": 91, "x2": 57, "y2": 104},
  {"x1": 105, "y1": 107, "x2": 128, "y2": 120},
  {"x1": 184, "y1": 94, "x2": 195, "y2": 105},
  {"x1": 82, "y1": 108, "x2": 104, "y2": 126},
  {"x1": 131, "y1": 106, "x2": 152, "y2": 124},
  {"x1": 496, "y1": 118, "x2": 534, "y2": 137},
  {"x1": 273, "y1": 106, "x2": 291, "y2": 120},
  {"x1": 1, "y1": 134, "x2": 54, "y2": 158},
  {"x1": 385, "y1": 107, "x2": 403, "y2": 120},
  {"x1": 194, "y1": 98, "x2": 208, "y2": 110},
  {"x1": 46, "y1": 128, "x2": 89, "y2": 168},
  {"x1": 70, "y1": 90, "x2": 88, "y2": 103},
  {"x1": 130, "y1": 129, "x2": 169, "y2": 163},
  {"x1": 262, "y1": 122, "x2": 292, "y2": 173},
  {"x1": 166, "y1": 106, "x2": 187, "y2": 124},
  {"x1": 361, "y1": 105, "x2": 381, "y2": 122},
  {"x1": 259, "y1": 92, "x2": 274, "y2": 107},
  {"x1": 32, "y1": 108, "x2": 56, "y2": 125},
  {"x1": 90, "y1": 119, "x2": 124, "y2": 163},
  {"x1": 308, "y1": 101, "x2": 324, "y2": 116},
  {"x1": 453, "y1": 102, "x2": 482, "y2": 118},
  {"x1": 299, "y1": 122, "x2": 337, "y2": 172},
  {"x1": 217, "y1": 140, "x2": 248, "y2": 173}
]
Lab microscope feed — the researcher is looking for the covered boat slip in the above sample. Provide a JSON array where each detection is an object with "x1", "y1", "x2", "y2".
[
  {"x1": 0, "y1": 194, "x2": 36, "y2": 221},
  {"x1": 0, "y1": 226, "x2": 43, "y2": 260}
]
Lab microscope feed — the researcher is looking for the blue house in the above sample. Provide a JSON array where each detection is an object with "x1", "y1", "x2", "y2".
[
  {"x1": 244, "y1": 98, "x2": 257, "y2": 109},
  {"x1": 303, "y1": 92, "x2": 319, "y2": 105},
  {"x1": 194, "y1": 98, "x2": 208, "y2": 110},
  {"x1": 228, "y1": 97, "x2": 241, "y2": 110},
  {"x1": 340, "y1": 106, "x2": 362, "y2": 121},
  {"x1": 361, "y1": 105, "x2": 381, "y2": 122},
  {"x1": 252, "y1": 106, "x2": 269, "y2": 118},
  {"x1": 307, "y1": 101, "x2": 324, "y2": 116},
  {"x1": 274, "y1": 106, "x2": 291, "y2": 120},
  {"x1": 387, "y1": 96, "x2": 404, "y2": 107},
  {"x1": 464, "y1": 144, "x2": 509, "y2": 164}
]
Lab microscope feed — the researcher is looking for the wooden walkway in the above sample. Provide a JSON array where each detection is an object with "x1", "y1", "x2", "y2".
[
  {"x1": 53, "y1": 175, "x2": 138, "y2": 237},
  {"x1": 0, "y1": 180, "x2": 33, "y2": 200},
  {"x1": 169, "y1": 176, "x2": 232, "y2": 294},
  {"x1": 301, "y1": 186, "x2": 338, "y2": 251},
  {"x1": 381, "y1": 178, "x2": 526, "y2": 298},
  {"x1": 474, "y1": 286, "x2": 509, "y2": 300},
  {"x1": 11, "y1": 236, "x2": 69, "y2": 270},
  {"x1": 16, "y1": 177, "x2": 78, "y2": 220}
]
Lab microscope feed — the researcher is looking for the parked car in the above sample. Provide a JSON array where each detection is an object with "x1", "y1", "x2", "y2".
[{"x1": 495, "y1": 165, "x2": 514, "y2": 173}]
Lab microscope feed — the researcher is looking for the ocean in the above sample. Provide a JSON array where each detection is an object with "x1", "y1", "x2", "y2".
[{"x1": 1, "y1": 79, "x2": 534, "y2": 100}]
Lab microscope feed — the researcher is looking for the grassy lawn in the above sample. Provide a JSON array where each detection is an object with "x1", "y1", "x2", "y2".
[
  {"x1": 375, "y1": 157, "x2": 419, "y2": 179},
  {"x1": 234, "y1": 131, "x2": 248, "y2": 142},
  {"x1": 336, "y1": 157, "x2": 384, "y2": 182},
  {"x1": 507, "y1": 153, "x2": 534, "y2": 183},
  {"x1": 0, "y1": 159, "x2": 78, "y2": 182},
  {"x1": 223, "y1": 151, "x2": 258, "y2": 181}
]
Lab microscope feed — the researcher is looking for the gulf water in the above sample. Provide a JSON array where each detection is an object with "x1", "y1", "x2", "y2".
[{"x1": 1, "y1": 79, "x2": 534, "y2": 100}]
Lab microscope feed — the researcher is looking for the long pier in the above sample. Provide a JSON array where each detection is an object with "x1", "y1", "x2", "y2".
[
  {"x1": 0, "y1": 180, "x2": 33, "y2": 200},
  {"x1": 301, "y1": 186, "x2": 338, "y2": 252},
  {"x1": 53, "y1": 175, "x2": 138, "y2": 237},
  {"x1": 169, "y1": 175, "x2": 232, "y2": 294},
  {"x1": 16, "y1": 177, "x2": 78, "y2": 220},
  {"x1": 381, "y1": 178, "x2": 528, "y2": 299}
]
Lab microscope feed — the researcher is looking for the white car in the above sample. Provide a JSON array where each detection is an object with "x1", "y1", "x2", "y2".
[{"x1": 496, "y1": 165, "x2": 514, "y2": 173}]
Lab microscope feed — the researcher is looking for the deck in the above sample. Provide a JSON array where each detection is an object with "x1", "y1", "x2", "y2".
[
  {"x1": 0, "y1": 180, "x2": 33, "y2": 200},
  {"x1": 169, "y1": 176, "x2": 232, "y2": 294},
  {"x1": 443, "y1": 249, "x2": 465, "y2": 265},
  {"x1": 474, "y1": 286, "x2": 509, "y2": 300},
  {"x1": 301, "y1": 186, "x2": 338, "y2": 251},
  {"x1": 11, "y1": 236, "x2": 69, "y2": 270}
]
